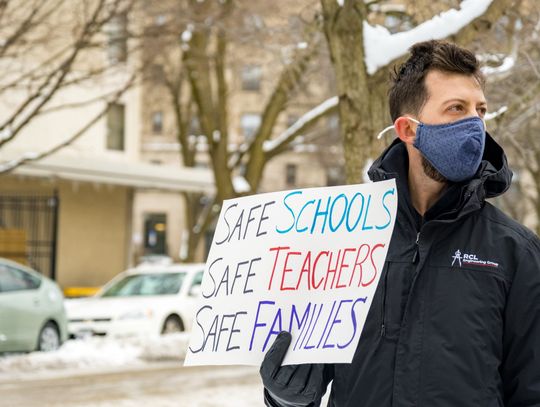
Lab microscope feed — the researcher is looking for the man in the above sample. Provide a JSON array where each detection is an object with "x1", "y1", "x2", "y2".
[{"x1": 260, "y1": 40, "x2": 540, "y2": 406}]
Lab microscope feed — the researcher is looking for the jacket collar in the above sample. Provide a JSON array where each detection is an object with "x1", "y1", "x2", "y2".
[{"x1": 368, "y1": 132, "x2": 513, "y2": 222}]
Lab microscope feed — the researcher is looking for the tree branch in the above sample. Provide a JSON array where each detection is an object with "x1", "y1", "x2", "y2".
[{"x1": 0, "y1": 73, "x2": 136, "y2": 173}]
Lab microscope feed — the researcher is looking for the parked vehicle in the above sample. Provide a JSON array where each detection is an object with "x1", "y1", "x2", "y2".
[
  {"x1": 65, "y1": 263, "x2": 204, "y2": 339},
  {"x1": 0, "y1": 258, "x2": 68, "y2": 352}
]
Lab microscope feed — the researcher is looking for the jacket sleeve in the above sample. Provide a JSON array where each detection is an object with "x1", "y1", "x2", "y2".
[{"x1": 502, "y1": 236, "x2": 540, "y2": 406}]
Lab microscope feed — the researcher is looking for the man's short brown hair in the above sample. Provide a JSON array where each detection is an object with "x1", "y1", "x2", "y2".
[{"x1": 388, "y1": 40, "x2": 485, "y2": 122}]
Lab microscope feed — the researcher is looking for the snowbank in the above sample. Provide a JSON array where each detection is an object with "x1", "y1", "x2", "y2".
[{"x1": 0, "y1": 333, "x2": 190, "y2": 381}]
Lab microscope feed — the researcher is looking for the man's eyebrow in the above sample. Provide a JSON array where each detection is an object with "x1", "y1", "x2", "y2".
[{"x1": 441, "y1": 98, "x2": 487, "y2": 105}]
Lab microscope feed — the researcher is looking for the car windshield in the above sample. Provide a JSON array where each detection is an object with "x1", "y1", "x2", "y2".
[{"x1": 101, "y1": 272, "x2": 186, "y2": 297}]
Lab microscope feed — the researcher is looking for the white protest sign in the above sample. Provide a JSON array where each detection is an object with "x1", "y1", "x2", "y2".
[{"x1": 185, "y1": 179, "x2": 397, "y2": 366}]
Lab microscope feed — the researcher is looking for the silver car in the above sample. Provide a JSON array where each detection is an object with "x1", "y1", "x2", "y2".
[{"x1": 0, "y1": 258, "x2": 68, "y2": 352}]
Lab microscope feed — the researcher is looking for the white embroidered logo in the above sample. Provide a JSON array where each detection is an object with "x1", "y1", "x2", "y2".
[
  {"x1": 451, "y1": 250, "x2": 462, "y2": 267},
  {"x1": 451, "y1": 250, "x2": 499, "y2": 268}
]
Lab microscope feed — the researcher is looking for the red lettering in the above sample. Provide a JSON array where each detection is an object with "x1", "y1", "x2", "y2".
[
  {"x1": 312, "y1": 251, "x2": 328, "y2": 289},
  {"x1": 280, "y1": 251, "x2": 301, "y2": 291},
  {"x1": 296, "y1": 251, "x2": 312, "y2": 290},
  {"x1": 350, "y1": 244, "x2": 370, "y2": 287},
  {"x1": 363, "y1": 243, "x2": 385, "y2": 287},
  {"x1": 336, "y1": 248, "x2": 356, "y2": 289},
  {"x1": 268, "y1": 246, "x2": 290, "y2": 290},
  {"x1": 324, "y1": 249, "x2": 342, "y2": 290}
]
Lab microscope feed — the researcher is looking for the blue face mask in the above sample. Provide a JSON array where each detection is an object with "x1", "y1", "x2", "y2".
[
  {"x1": 410, "y1": 116, "x2": 486, "y2": 182},
  {"x1": 377, "y1": 116, "x2": 486, "y2": 182}
]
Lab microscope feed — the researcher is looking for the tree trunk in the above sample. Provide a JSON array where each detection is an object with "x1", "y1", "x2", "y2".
[{"x1": 321, "y1": 0, "x2": 375, "y2": 184}]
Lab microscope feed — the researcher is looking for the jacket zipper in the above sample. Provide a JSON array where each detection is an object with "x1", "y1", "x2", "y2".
[
  {"x1": 381, "y1": 232, "x2": 420, "y2": 337},
  {"x1": 412, "y1": 232, "x2": 420, "y2": 264},
  {"x1": 380, "y1": 267, "x2": 389, "y2": 337},
  {"x1": 380, "y1": 231, "x2": 422, "y2": 338}
]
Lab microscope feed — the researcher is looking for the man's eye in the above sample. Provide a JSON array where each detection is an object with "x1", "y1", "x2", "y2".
[{"x1": 477, "y1": 107, "x2": 487, "y2": 117}]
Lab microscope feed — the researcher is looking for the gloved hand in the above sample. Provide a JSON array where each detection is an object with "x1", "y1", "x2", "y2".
[{"x1": 260, "y1": 331, "x2": 327, "y2": 407}]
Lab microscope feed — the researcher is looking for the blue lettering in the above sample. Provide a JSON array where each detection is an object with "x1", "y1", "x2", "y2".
[
  {"x1": 249, "y1": 300, "x2": 275, "y2": 351},
  {"x1": 329, "y1": 194, "x2": 347, "y2": 232},
  {"x1": 323, "y1": 299, "x2": 352, "y2": 349},
  {"x1": 346, "y1": 193, "x2": 365, "y2": 232},
  {"x1": 296, "y1": 199, "x2": 315, "y2": 233},
  {"x1": 310, "y1": 196, "x2": 331, "y2": 234},
  {"x1": 361, "y1": 195, "x2": 374, "y2": 231},
  {"x1": 317, "y1": 300, "x2": 337, "y2": 348},
  {"x1": 376, "y1": 188, "x2": 395, "y2": 230},
  {"x1": 303, "y1": 304, "x2": 323, "y2": 349},
  {"x1": 338, "y1": 297, "x2": 367, "y2": 349},
  {"x1": 262, "y1": 308, "x2": 283, "y2": 352},
  {"x1": 276, "y1": 191, "x2": 302, "y2": 234}
]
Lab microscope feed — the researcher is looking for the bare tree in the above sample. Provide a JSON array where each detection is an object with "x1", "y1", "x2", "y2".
[
  {"x1": 483, "y1": 1, "x2": 540, "y2": 234},
  {"x1": 142, "y1": 0, "x2": 337, "y2": 261},
  {"x1": 0, "y1": 0, "x2": 136, "y2": 169}
]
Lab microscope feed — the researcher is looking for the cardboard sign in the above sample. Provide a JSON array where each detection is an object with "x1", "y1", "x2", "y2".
[{"x1": 185, "y1": 180, "x2": 397, "y2": 366}]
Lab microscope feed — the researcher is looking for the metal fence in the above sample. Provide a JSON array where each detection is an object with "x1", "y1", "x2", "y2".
[{"x1": 0, "y1": 192, "x2": 58, "y2": 279}]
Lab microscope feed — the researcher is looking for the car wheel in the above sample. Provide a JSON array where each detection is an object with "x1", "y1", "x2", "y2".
[
  {"x1": 38, "y1": 322, "x2": 61, "y2": 352},
  {"x1": 161, "y1": 315, "x2": 184, "y2": 335}
]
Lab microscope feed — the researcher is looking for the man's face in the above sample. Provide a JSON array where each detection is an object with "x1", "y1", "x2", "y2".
[{"x1": 415, "y1": 70, "x2": 488, "y2": 182}]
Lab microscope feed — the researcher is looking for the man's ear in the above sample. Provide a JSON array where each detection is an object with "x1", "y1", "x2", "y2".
[{"x1": 394, "y1": 117, "x2": 417, "y2": 145}]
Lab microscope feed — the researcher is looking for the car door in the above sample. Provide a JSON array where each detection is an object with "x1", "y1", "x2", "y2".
[{"x1": 0, "y1": 264, "x2": 43, "y2": 352}]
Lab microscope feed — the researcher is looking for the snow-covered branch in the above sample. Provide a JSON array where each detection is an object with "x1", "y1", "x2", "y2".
[
  {"x1": 480, "y1": 19, "x2": 521, "y2": 79},
  {"x1": 485, "y1": 105, "x2": 508, "y2": 121},
  {"x1": 263, "y1": 96, "x2": 338, "y2": 154},
  {"x1": 363, "y1": 0, "x2": 494, "y2": 74}
]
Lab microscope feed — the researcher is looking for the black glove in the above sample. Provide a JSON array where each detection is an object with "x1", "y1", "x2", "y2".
[{"x1": 260, "y1": 331, "x2": 327, "y2": 407}]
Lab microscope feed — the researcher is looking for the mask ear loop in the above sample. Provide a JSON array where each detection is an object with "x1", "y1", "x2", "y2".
[
  {"x1": 376, "y1": 124, "x2": 395, "y2": 140},
  {"x1": 376, "y1": 117, "x2": 420, "y2": 140}
]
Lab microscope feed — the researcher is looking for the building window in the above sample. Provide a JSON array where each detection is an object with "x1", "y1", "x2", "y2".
[
  {"x1": 106, "y1": 103, "x2": 125, "y2": 151},
  {"x1": 240, "y1": 113, "x2": 261, "y2": 141},
  {"x1": 151, "y1": 111, "x2": 163, "y2": 134},
  {"x1": 241, "y1": 65, "x2": 262, "y2": 91},
  {"x1": 144, "y1": 213, "x2": 167, "y2": 255},
  {"x1": 106, "y1": 13, "x2": 128, "y2": 64},
  {"x1": 286, "y1": 163, "x2": 297, "y2": 187}
]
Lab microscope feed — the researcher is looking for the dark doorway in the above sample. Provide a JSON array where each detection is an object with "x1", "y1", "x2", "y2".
[{"x1": 144, "y1": 213, "x2": 167, "y2": 255}]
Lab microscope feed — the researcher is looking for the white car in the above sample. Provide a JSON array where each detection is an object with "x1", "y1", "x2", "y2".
[{"x1": 65, "y1": 263, "x2": 204, "y2": 339}]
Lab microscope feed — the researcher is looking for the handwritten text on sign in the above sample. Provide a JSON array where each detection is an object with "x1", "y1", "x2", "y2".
[{"x1": 185, "y1": 180, "x2": 397, "y2": 366}]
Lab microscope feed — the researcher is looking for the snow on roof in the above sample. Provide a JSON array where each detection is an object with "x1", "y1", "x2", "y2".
[
  {"x1": 363, "y1": 0, "x2": 494, "y2": 75},
  {"x1": 5, "y1": 152, "x2": 214, "y2": 193}
]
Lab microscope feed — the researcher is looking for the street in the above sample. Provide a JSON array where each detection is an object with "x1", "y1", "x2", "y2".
[{"x1": 0, "y1": 364, "x2": 263, "y2": 407}]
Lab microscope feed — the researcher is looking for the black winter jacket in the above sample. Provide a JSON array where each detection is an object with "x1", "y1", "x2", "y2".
[{"x1": 316, "y1": 134, "x2": 540, "y2": 406}]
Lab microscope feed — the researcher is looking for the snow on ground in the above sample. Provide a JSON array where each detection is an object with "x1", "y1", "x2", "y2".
[
  {"x1": 0, "y1": 336, "x2": 333, "y2": 407},
  {"x1": 0, "y1": 333, "x2": 189, "y2": 381}
]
